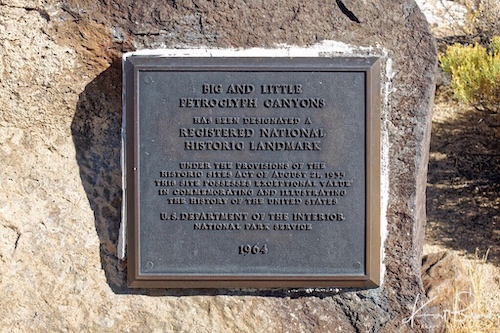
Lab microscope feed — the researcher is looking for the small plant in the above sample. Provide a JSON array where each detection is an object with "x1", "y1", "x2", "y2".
[{"x1": 439, "y1": 36, "x2": 500, "y2": 112}]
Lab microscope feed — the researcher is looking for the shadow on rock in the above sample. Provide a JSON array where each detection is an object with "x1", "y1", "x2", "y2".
[
  {"x1": 426, "y1": 97, "x2": 500, "y2": 265},
  {"x1": 71, "y1": 60, "x2": 129, "y2": 293}
]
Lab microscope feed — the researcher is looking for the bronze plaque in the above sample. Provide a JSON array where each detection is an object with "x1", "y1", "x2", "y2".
[{"x1": 124, "y1": 56, "x2": 381, "y2": 288}]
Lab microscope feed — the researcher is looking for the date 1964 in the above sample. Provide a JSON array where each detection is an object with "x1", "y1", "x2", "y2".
[{"x1": 239, "y1": 244, "x2": 268, "y2": 255}]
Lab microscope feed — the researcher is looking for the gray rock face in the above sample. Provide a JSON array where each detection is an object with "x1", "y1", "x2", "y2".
[{"x1": 0, "y1": 0, "x2": 437, "y2": 332}]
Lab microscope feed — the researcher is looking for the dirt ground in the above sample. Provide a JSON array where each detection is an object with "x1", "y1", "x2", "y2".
[
  {"x1": 425, "y1": 85, "x2": 500, "y2": 264},
  {"x1": 413, "y1": 1, "x2": 500, "y2": 327},
  {"x1": 424, "y1": 83, "x2": 500, "y2": 326}
]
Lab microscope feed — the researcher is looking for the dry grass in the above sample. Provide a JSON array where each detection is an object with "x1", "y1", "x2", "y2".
[
  {"x1": 423, "y1": 245, "x2": 500, "y2": 332},
  {"x1": 419, "y1": 1, "x2": 499, "y2": 331},
  {"x1": 425, "y1": 96, "x2": 500, "y2": 332},
  {"x1": 444, "y1": 249, "x2": 499, "y2": 332}
]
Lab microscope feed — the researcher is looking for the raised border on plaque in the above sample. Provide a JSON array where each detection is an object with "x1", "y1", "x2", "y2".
[{"x1": 124, "y1": 56, "x2": 381, "y2": 288}]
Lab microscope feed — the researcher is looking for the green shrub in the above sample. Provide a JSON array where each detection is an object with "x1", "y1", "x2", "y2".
[{"x1": 439, "y1": 36, "x2": 500, "y2": 111}]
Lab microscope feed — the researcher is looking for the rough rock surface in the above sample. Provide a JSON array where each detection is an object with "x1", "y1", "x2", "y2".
[
  {"x1": 0, "y1": 0, "x2": 437, "y2": 332},
  {"x1": 421, "y1": 251, "x2": 474, "y2": 331}
]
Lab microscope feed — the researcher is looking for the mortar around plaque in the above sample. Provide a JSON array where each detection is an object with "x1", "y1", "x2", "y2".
[{"x1": 123, "y1": 56, "x2": 381, "y2": 288}]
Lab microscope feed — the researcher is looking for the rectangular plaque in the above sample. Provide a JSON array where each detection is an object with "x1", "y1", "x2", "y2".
[{"x1": 124, "y1": 56, "x2": 381, "y2": 288}]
